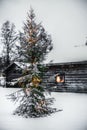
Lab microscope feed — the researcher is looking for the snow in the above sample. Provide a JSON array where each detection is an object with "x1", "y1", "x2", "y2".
[
  {"x1": 0, "y1": 77, "x2": 6, "y2": 86},
  {"x1": 0, "y1": 87, "x2": 87, "y2": 130},
  {"x1": 14, "y1": 62, "x2": 30, "y2": 69}
]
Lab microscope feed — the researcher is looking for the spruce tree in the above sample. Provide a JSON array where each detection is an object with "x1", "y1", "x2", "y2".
[
  {"x1": 9, "y1": 8, "x2": 57, "y2": 118},
  {"x1": 1, "y1": 21, "x2": 17, "y2": 67}
]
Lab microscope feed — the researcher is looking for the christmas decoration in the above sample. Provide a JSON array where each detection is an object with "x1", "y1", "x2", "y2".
[{"x1": 8, "y1": 7, "x2": 57, "y2": 118}]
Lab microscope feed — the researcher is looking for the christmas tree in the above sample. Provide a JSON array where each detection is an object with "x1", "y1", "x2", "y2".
[{"x1": 9, "y1": 8, "x2": 57, "y2": 118}]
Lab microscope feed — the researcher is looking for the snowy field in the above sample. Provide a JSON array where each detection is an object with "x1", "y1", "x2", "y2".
[{"x1": 0, "y1": 87, "x2": 87, "y2": 130}]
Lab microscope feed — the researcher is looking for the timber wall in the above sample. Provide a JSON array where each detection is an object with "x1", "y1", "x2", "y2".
[{"x1": 42, "y1": 61, "x2": 87, "y2": 92}]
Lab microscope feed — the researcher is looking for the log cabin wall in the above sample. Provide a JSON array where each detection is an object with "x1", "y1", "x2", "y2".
[
  {"x1": 42, "y1": 61, "x2": 87, "y2": 92},
  {"x1": 4, "y1": 63, "x2": 22, "y2": 82}
]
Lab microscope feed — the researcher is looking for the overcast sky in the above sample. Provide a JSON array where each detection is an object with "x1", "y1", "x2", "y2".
[{"x1": 0, "y1": 0, "x2": 87, "y2": 63}]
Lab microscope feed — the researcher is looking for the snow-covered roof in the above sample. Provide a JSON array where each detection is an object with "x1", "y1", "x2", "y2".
[
  {"x1": 14, "y1": 62, "x2": 30, "y2": 69},
  {"x1": 45, "y1": 60, "x2": 87, "y2": 67},
  {"x1": 3, "y1": 62, "x2": 30, "y2": 73}
]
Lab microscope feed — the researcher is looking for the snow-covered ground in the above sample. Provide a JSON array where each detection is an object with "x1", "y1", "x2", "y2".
[{"x1": 0, "y1": 87, "x2": 87, "y2": 130}]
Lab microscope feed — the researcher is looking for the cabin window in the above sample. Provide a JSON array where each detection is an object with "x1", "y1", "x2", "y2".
[{"x1": 55, "y1": 73, "x2": 65, "y2": 83}]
